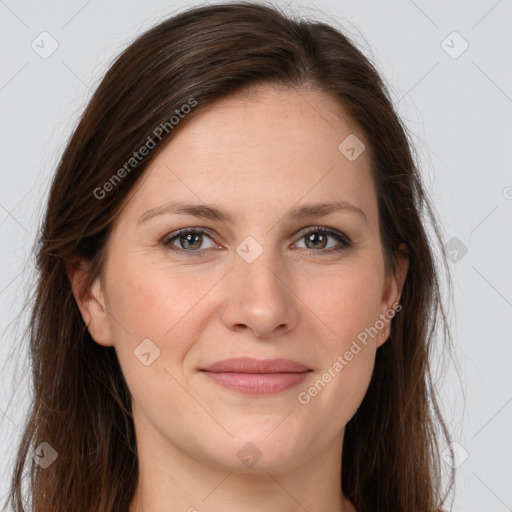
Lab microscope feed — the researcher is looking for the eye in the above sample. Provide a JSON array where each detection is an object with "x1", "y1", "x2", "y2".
[
  {"x1": 293, "y1": 226, "x2": 352, "y2": 254},
  {"x1": 162, "y1": 226, "x2": 352, "y2": 256},
  {"x1": 163, "y1": 228, "x2": 217, "y2": 254}
]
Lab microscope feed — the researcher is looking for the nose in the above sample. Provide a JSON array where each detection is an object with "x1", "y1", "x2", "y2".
[{"x1": 219, "y1": 246, "x2": 299, "y2": 338}]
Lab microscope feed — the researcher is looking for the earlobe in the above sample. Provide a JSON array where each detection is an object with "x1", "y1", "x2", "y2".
[{"x1": 66, "y1": 260, "x2": 114, "y2": 347}]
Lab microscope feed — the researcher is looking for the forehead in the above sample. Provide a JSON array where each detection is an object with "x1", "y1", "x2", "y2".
[{"x1": 121, "y1": 85, "x2": 377, "y2": 228}]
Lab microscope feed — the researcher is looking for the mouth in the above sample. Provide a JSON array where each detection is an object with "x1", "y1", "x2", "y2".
[{"x1": 199, "y1": 357, "x2": 313, "y2": 395}]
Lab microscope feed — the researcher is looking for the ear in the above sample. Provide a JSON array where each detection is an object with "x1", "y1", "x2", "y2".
[
  {"x1": 377, "y1": 243, "x2": 409, "y2": 347},
  {"x1": 66, "y1": 259, "x2": 114, "y2": 347}
]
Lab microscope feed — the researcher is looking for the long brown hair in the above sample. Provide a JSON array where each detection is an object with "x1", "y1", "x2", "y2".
[{"x1": 3, "y1": 2, "x2": 456, "y2": 510}]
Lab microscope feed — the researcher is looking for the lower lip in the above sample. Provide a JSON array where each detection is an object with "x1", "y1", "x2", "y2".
[{"x1": 200, "y1": 371, "x2": 311, "y2": 394}]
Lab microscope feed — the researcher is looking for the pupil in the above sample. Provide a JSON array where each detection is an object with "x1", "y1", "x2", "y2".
[
  {"x1": 308, "y1": 232, "x2": 327, "y2": 249},
  {"x1": 182, "y1": 233, "x2": 201, "y2": 250}
]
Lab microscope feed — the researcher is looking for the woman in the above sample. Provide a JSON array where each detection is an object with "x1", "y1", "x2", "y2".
[{"x1": 4, "y1": 2, "x2": 455, "y2": 511}]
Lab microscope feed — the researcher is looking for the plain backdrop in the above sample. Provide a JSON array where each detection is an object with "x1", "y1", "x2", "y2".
[{"x1": 1, "y1": 0, "x2": 511, "y2": 510}]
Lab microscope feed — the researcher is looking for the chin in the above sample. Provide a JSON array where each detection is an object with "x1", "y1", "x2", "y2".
[{"x1": 192, "y1": 428, "x2": 309, "y2": 474}]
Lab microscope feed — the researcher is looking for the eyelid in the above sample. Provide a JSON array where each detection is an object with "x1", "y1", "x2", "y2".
[
  {"x1": 162, "y1": 225, "x2": 352, "y2": 254},
  {"x1": 162, "y1": 227, "x2": 220, "y2": 254},
  {"x1": 295, "y1": 225, "x2": 352, "y2": 245}
]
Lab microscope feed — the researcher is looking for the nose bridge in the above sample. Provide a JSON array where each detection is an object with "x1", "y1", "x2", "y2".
[
  {"x1": 221, "y1": 236, "x2": 296, "y2": 335},
  {"x1": 235, "y1": 237, "x2": 285, "y2": 300}
]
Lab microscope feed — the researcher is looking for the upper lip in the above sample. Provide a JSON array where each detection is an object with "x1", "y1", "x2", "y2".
[{"x1": 200, "y1": 357, "x2": 311, "y2": 373}]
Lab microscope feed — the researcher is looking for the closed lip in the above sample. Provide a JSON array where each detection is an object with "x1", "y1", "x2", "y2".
[{"x1": 199, "y1": 357, "x2": 312, "y2": 373}]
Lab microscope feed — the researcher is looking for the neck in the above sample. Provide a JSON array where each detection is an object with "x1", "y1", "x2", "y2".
[{"x1": 128, "y1": 404, "x2": 357, "y2": 512}]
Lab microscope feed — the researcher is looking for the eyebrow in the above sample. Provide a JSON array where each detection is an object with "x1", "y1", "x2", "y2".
[{"x1": 137, "y1": 200, "x2": 368, "y2": 226}]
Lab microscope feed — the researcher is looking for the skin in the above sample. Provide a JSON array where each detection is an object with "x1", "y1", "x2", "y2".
[{"x1": 69, "y1": 85, "x2": 408, "y2": 512}]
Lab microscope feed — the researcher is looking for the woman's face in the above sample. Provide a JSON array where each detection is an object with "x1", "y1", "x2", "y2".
[{"x1": 73, "y1": 85, "x2": 408, "y2": 474}]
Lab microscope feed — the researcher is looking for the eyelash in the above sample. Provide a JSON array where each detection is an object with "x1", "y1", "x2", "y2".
[{"x1": 162, "y1": 226, "x2": 353, "y2": 257}]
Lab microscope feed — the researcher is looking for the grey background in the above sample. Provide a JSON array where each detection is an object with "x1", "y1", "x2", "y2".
[{"x1": 1, "y1": 0, "x2": 511, "y2": 510}]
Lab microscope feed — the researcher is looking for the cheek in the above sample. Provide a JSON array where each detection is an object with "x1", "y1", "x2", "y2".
[
  {"x1": 104, "y1": 256, "x2": 210, "y2": 372},
  {"x1": 303, "y1": 263, "x2": 384, "y2": 348},
  {"x1": 298, "y1": 288, "x2": 378, "y2": 431},
  {"x1": 298, "y1": 264, "x2": 382, "y2": 415}
]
